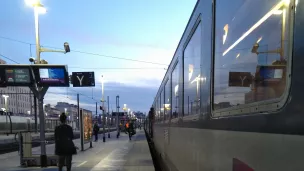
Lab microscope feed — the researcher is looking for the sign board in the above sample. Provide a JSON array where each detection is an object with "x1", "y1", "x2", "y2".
[
  {"x1": 71, "y1": 72, "x2": 95, "y2": 87},
  {"x1": 6, "y1": 68, "x2": 30, "y2": 83},
  {"x1": 0, "y1": 64, "x2": 69, "y2": 87},
  {"x1": 112, "y1": 112, "x2": 125, "y2": 117},
  {"x1": 32, "y1": 65, "x2": 70, "y2": 87},
  {"x1": 228, "y1": 72, "x2": 252, "y2": 87},
  {"x1": 0, "y1": 65, "x2": 34, "y2": 87},
  {"x1": 256, "y1": 65, "x2": 285, "y2": 81},
  {"x1": 81, "y1": 109, "x2": 92, "y2": 143}
]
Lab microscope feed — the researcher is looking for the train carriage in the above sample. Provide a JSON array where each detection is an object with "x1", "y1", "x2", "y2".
[{"x1": 148, "y1": 0, "x2": 304, "y2": 170}]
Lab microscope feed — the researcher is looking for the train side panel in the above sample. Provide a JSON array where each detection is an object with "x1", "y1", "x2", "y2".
[{"x1": 151, "y1": 0, "x2": 304, "y2": 170}]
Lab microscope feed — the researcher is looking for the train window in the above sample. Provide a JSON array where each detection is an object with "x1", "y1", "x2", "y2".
[
  {"x1": 171, "y1": 62, "x2": 179, "y2": 119},
  {"x1": 155, "y1": 96, "x2": 160, "y2": 122},
  {"x1": 160, "y1": 90, "x2": 164, "y2": 122},
  {"x1": 164, "y1": 79, "x2": 171, "y2": 120},
  {"x1": 183, "y1": 22, "x2": 202, "y2": 116},
  {"x1": 213, "y1": 0, "x2": 292, "y2": 112}
]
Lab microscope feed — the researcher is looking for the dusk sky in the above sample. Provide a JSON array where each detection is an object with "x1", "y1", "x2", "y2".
[{"x1": 0, "y1": 0, "x2": 197, "y2": 113}]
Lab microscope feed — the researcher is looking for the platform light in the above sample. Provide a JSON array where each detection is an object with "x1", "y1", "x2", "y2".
[{"x1": 25, "y1": 0, "x2": 46, "y2": 14}]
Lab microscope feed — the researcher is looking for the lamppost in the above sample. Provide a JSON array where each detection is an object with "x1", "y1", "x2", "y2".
[
  {"x1": 123, "y1": 104, "x2": 127, "y2": 120},
  {"x1": 101, "y1": 75, "x2": 106, "y2": 142},
  {"x1": 25, "y1": 0, "x2": 70, "y2": 167},
  {"x1": 116, "y1": 95, "x2": 120, "y2": 138}
]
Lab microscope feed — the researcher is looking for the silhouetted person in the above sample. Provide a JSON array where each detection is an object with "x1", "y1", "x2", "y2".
[
  {"x1": 93, "y1": 122, "x2": 99, "y2": 141},
  {"x1": 55, "y1": 113, "x2": 76, "y2": 171}
]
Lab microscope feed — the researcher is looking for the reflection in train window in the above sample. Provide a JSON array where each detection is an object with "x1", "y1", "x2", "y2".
[
  {"x1": 171, "y1": 62, "x2": 179, "y2": 119},
  {"x1": 213, "y1": 0, "x2": 292, "y2": 110},
  {"x1": 184, "y1": 22, "x2": 201, "y2": 115},
  {"x1": 164, "y1": 79, "x2": 171, "y2": 120},
  {"x1": 155, "y1": 97, "x2": 160, "y2": 122},
  {"x1": 160, "y1": 90, "x2": 164, "y2": 121}
]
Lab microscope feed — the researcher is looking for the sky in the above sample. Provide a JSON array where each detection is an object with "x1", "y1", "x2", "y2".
[{"x1": 0, "y1": 0, "x2": 197, "y2": 114}]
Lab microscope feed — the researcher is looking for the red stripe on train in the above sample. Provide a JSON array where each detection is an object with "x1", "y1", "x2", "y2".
[{"x1": 233, "y1": 158, "x2": 254, "y2": 171}]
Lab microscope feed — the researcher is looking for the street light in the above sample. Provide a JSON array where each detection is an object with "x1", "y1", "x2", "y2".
[
  {"x1": 25, "y1": 0, "x2": 70, "y2": 166},
  {"x1": 25, "y1": 0, "x2": 46, "y2": 13},
  {"x1": 25, "y1": 0, "x2": 70, "y2": 64},
  {"x1": 101, "y1": 75, "x2": 106, "y2": 142}
]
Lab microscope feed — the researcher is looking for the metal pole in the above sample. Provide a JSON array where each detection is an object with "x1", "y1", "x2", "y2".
[
  {"x1": 37, "y1": 88, "x2": 48, "y2": 167},
  {"x1": 102, "y1": 76, "x2": 106, "y2": 142},
  {"x1": 107, "y1": 96, "x2": 110, "y2": 138},
  {"x1": 96, "y1": 102, "x2": 97, "y2": 118},
  {"x1": 116, "y1": 95, "x2": 120, "y2": 138},
  {"x1": 34, "y1": 7, "x2": 41, "y2": 63},
  {"x1": 34, "y1": 6, "x2": 48, "y2": 167},
  {"x1": 80, "y1": 109, "x2": 84, "y2": 151},
  {"x1": 34, "y1": 95, "x2": 37, "y2": 133},
  {"x1": 77, "y1": 94, "x2": 79, "y2": 130}
]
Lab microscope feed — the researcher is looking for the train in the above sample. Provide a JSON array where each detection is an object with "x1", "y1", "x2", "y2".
[
  {"x1": 0, "y1": 115, "x2": 64, "y2": 134},
  {"x1": 145, "y1": 0, "x2": 304, "y2": 170}
]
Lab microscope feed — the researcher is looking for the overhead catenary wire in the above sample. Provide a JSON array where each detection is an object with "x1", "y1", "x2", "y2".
[
  {"x1": 0, "y1": 53, "x2": 167, "y2": 70},
  {"x1": 0, "y1": 35, "x2": 168, "y2": 66},
  {"x1": 68, "y1": 67, "x2": 167, "y2": 70},
  {"x1": 0, "y1": 53, "x2": 20, "y2": 64}
]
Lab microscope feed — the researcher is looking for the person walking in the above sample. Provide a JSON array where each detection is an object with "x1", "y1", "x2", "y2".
[{"x1": 55, "y1": 113, "x2": 77, "y2": 171}]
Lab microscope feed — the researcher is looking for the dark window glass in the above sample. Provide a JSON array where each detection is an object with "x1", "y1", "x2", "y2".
[
  {"x1": 213, "y1": 0, "x2": 291, "y2": 110},
  {"x1": 171, "y1": 62, "x2": 179, "y2": 119},
  {"x1": 164, "y1": 79, "x2": 171, "y2": 120},
  {"x1": 160, "y1": 90, "x2": 164, "y2": 121},
  {"x1": 183, "y1": 22, "x2": 202, "y2": 115}
]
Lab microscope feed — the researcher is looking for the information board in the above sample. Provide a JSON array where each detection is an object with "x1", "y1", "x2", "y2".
[
  {"x1": 72, "y1": 72, "x2": 95, "y2": 87},
  {"x1": 82, "y1": 109, "x2": 92, "y2": 143},
  {"x1": 5, "y1": 68, "x2": 30, "y2": 83},
  {"x1": 32, "y1": 65, "x2": 69, "y2": 87},
  {"x1": 39, "y1": 68, "x2": 65, "y2": 84},
  {"x1": 257, "y1": 65, "x2": 284, "y2": 81},
  {"x1": 0, "y1": 65, "x2": 34, "y2": 87}
]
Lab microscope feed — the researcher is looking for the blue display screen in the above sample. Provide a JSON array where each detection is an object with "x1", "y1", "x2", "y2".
[
  {"x1": 259, "y1": 68, "x2": 283, "y2": 80},
  {"x1": 39, "y1": 68, "x2": 66, "y2": 84}
]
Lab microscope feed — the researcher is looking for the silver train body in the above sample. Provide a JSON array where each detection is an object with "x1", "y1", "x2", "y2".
[
  {"x1": 0, "y1": 115, "x2": 61, "y2": 134},
  {"x1": 146, "y1": 0, "x2": 304, "y2": 170}
]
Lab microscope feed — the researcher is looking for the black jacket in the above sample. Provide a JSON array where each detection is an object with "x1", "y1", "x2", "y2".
[{"x1": 54, "y1": 124, "x2": 74, "y2": 155}]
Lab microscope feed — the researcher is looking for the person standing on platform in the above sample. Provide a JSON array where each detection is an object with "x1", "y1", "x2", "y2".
[
  {"x1": 93, "y1": 121, "x2": 100, "y2": 141},
  {"x1": 55, "y1": 113, "x2": 77, "y2": 171}
]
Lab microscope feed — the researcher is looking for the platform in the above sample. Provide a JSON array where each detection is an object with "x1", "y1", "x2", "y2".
[{"x1": 0, "y1": 129, "x2": 155, "y2": 171}]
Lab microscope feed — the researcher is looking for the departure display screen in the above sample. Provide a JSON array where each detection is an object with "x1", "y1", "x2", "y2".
[
  {"x1": 5, "y1": 68, "x2": 30, "y2": 83},
  {"x1": 39, "y1": 68, "x2": 66, "y2": 84},
  {"x1": 259, "y1": 68, "x2": 283, "y2": 80}
]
